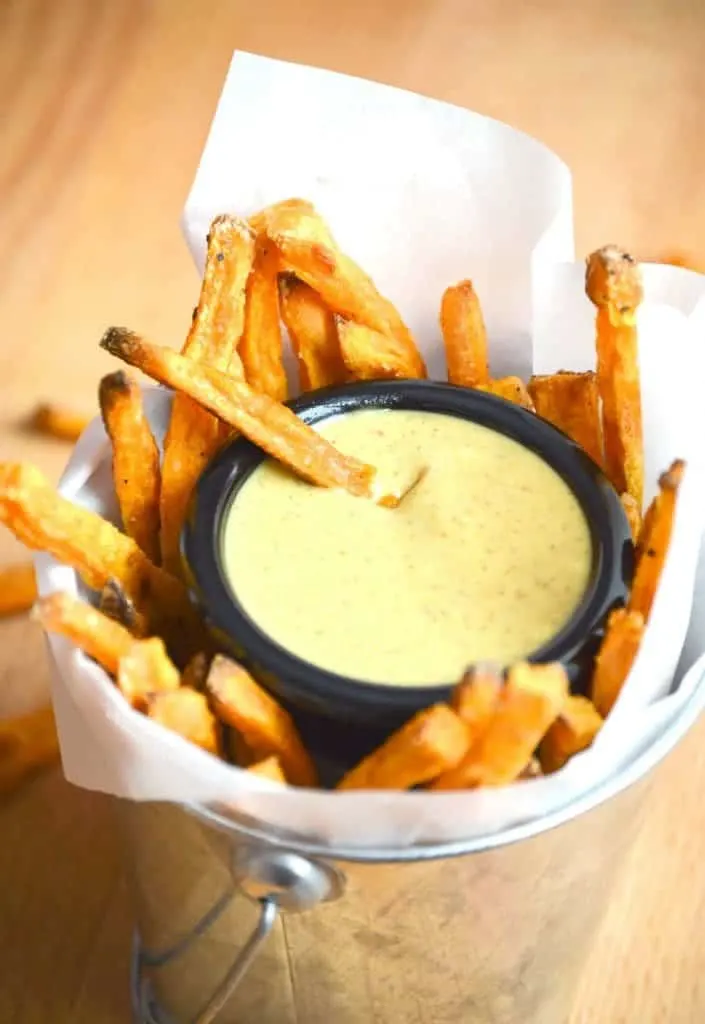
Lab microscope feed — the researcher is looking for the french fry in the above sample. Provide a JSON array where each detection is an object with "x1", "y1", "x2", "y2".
[
  {"x1": 450, "y1": 665, "x2": 502, "y2": 735},
  {"x1": 585, "y1": 246, "x2": 644, "y2": 506},
  {"x1": 99, "y1": 577, "x2": 148, "y2": 636},
  {"x1": 99, "y1": 371, "x2": 162, "y2": 564},
  {"x1": 629, "y1": 459, "x2": 684, "y2": 620},
  {"x1": 181, "y1": 651, "x2": 211, "y2": 692},
  {"x1": 256, "y1": 199, "x2": 426, "y2": 378},
  {"x1": 528, "y1": 371, "x2": 603, "y2": 466},
  {"x1": 205, "y1": 655, "x2": 318, "y2": 787},
  {"x1": 117, "y1": 637, "x2": 181, "y2": 710},
  {"x1": 160, "y1": 215, "x2": 254, "y2": 575},
  {"x1": 240, "y1": 238, "x2": 288, "y2": 401},
  {"x1": 146, "y1": 688, "x2": 221, "y2": 756},
  {"x1": 1, "y1": 465, "x2": 207, "y2": 664},
  {"x1": 590, "y1": 607, "x2": 645, "y2": 717},
  {"x1": 36, "y1": 592, "x2": 133, "y2": 673},
  {"x1": 336, "y1": 317, "x2": 424, "y2": 381},
  {"x1": 247, "y1": 756, "x2": 287, "y2": 784},
  {"x1": 227, "y1": 730, "x2": 255, "y2": 767},
  {"x1": 279, "y1": 275, "x2": 348, "y2": 391},
  {"x1": 100, "y1": 329, "x2": 376, "y2": 499},
  {"x1": 29, "y1": 403, "x2": 91, "y2": 442},
  {"x1": 620, "y1": 493, "x2": 641, "y2": 543},
  {"x1": 337, "y1": 705, "x2": 471, "y2": 791},
  {"x1": 539, "y1": 695, "x2": 603, "y2": 773},
  {"x1": 430, "y1": 663, "x2": 569, "y2": 790},
  {"x1": 0, "y1": 562, "x2": 37, "y2": 617},
  {"x1": 0, "y1": 705, "x2": 60, "y2": 798},
  {"x1": 440, "y1": 279, "x2": 490, "y2": 387},
  {"x1": 477, "y1": 377, "x2": 535, "y2": 411},
  {"x1": 519, "y1": 757, "x2": 543, "y2": 779}
]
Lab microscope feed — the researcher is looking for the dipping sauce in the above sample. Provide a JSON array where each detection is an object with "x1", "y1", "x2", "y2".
[{"x1": 221, "y1": 409, "x2": 592, "y2": 686}]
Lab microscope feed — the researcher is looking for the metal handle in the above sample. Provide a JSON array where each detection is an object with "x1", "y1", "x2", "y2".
[
  {"x1": 135, "y1": 846, "x2": 345, "y2": 1024},
  {"x1": 194, "y1": 897, "x2": 279, "y2": 1024}
]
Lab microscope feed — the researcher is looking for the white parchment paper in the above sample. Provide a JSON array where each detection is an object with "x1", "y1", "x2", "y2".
[{"x1": 34, "y1": 53, "x2": 705, "y2": 849}]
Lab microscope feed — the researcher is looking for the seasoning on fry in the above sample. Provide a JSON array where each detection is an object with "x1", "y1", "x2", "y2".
[
  {"x1": 590, "y1": 607, "x2": 645, "y2": 717},
  {"x1": 336, "y1": 317, "x2": 423, "y2": 381},
  {"x1": 337, "y1": 705, "x2": 471, "y2": 791},
  {"x1": 0, "y1": 464, "x2": 207, "y2": 665},
  {"x1": 256, "y1": 198, "x2": 426, "y2": 378},
  {"x1": 117, "y1": 637, "x2": 181, "y2": 711},
  {"x1": 205, "y1": 654, "x2": 318, "y2": 787},
  {"x1": 528, "y1": 371, "x2": 603, "y2": 466},
  {"x1": 29, "y1": 403, "x2": 91, "y2": 443},
  {"x1": 629, "y1": 459, "x2": 684, "y2": 620},
  {"x1": 99, "y1": 371, "x2": 162, "y2": 564},
  {"x1": 239, "y1": 238, "x2": 287, "y2": 401},
  {"x1": 585, "y1": 246, "x2": 644, "y2": 506},
  {"x1": 0, "y1": 705, "x2": 60, "y2": 798},
  {"x1": 146, "y1": 688, "x2": 221, "y2": 756},
  {"x1": 431, "y1": 663, "x2": 569, "y2": 789},
  {"x1": 160, "y1": 214, "x2": 254, "y2": 575},
  {"x1": 279, "y1": 274, "x2": 347, "y2": 391},
  {"x1": 477, "y1": 377, "x2": 535, "y2": 410},
  {"x1": 99, "y1": 577, "x2": 148, "y2": 636},
  {"x1": 100, "y1": 329, "x2": 376, "y2": 499},
  {"x1": 36, "y1": 592, "x2": 134, "y2": 674},
  {"x1": 440, "y1": 279, "x2": 490, "y2": 387},
  {"x1": 539, "y1": 695, "x2": 603, "y2": 773},
  {"x1": 0, "y1": 562, "x2": 37, "y2": 618},
  {"x1": 247, "y1": 756, "x2": 287, "y2": 784}
]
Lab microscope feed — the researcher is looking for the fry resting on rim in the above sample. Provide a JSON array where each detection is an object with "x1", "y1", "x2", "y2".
[
  {"x1": 585, "y1": 245, "x2": 644, "y2": 507},
  {"x1": 147, "y1": 689, "x2": 222, "y2": 757},
  {"x1": 160, "y1": 214, "x2": 254, "y2": 575},
  {"x1": 100, "y1": 328, "x2": 377, "y2": 499}
]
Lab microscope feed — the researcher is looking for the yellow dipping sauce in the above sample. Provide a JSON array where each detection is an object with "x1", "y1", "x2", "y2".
[{"x1": 222, "y1": 409, "x2": 592, "y2": 686}]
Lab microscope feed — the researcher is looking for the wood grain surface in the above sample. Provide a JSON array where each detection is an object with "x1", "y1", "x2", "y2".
[{"x1": 1, "y1": 0, "x2": 705, "y2": 1020}]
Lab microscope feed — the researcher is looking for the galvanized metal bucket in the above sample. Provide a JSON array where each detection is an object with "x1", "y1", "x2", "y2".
[{"x1": 121, "y1": 669, "x2": 705, "y2": 1024}]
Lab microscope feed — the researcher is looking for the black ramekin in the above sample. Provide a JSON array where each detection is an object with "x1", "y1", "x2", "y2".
[{"x1": 182, "y1": 380, "x2": 633, "y2": 776}]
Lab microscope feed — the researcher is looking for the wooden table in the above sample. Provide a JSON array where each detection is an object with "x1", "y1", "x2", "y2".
[{"x1": 2, "y1": 1, "x2": 705, "y2": 1020}]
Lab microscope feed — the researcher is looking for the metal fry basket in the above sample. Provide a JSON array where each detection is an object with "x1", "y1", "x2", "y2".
[{"x1": 121, "y1": 667, "x2": 705, "y2": 1024}]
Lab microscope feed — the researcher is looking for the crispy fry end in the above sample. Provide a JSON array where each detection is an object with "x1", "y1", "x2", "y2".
[
  {"x1": 539, "y1": 695, "x2": 603, "y2": 773},
  {"x1": 337, "y1": 705, "x2": 471, "y2": 791},
  {"x1": 205, "y1": 655, "x2": 318, "y2": 787}
]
